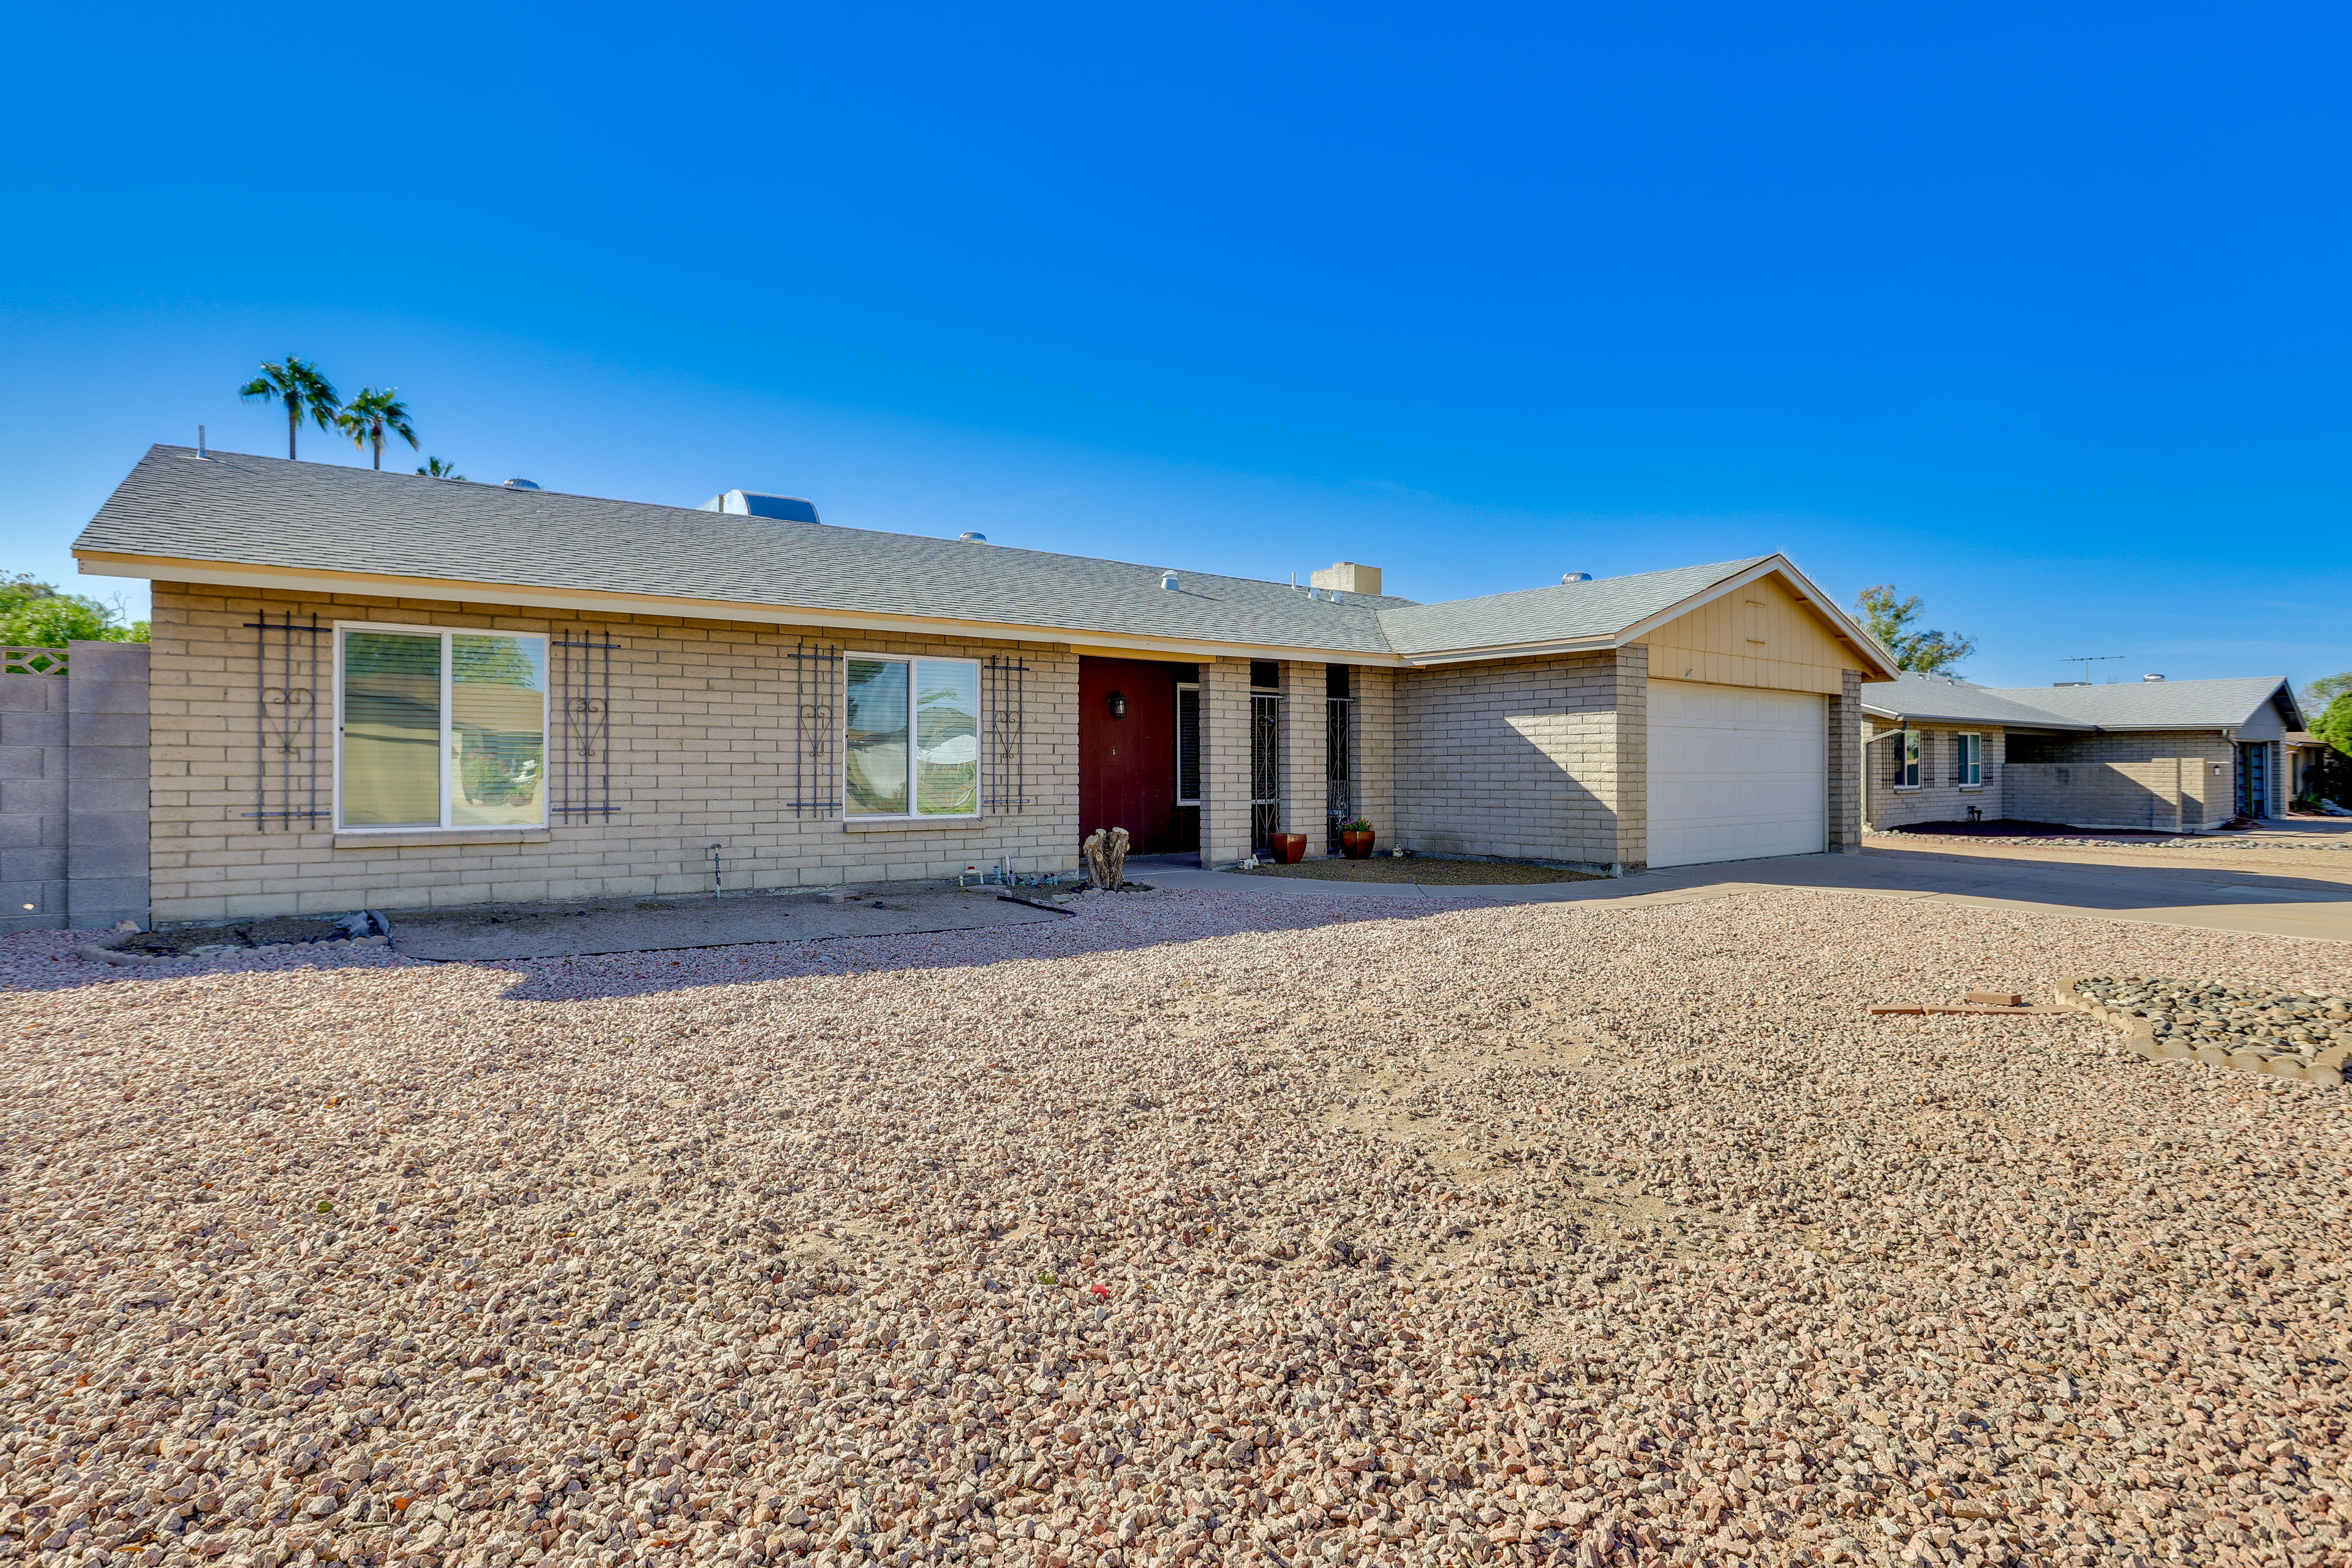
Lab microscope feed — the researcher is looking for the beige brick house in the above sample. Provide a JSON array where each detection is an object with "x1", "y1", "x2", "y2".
[
  {"x1": 70, "y1": 446, "x2": 1898, "y2": 923},
  {"x1": 1861, "y1": 670, "x2": 2306, "y2": 833}
]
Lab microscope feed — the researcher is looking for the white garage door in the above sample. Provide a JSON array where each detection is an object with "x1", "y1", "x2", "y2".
[{"x1": 1646, "y1": 680, "x2": 1826, "y2": 869}]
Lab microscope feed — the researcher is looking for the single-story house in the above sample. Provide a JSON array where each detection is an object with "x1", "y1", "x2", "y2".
[
  {"x1": 1859, "y1": 670, "x2": 2307, "y2": 832},
  {"x1": 38, "y1": 444, "x2": 1903, "y2": 927}
]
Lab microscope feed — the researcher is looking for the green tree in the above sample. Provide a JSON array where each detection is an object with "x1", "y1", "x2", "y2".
[
  {"x1": 1852, "y1": 584, "x2": 1977, "y2": 673},
  {"x1": 239, "y1": 356, "x2": 340, "y2": 460},
  {"x1": 2315, "y1": 693, "x2": 2352, "y2": 759},
  {"x1": 2304, "y1": 671, "x2": 2352, "y2": 710},
  {"x1": 417, "y1": 456, "x2": 464, "y2": 479},
  {"x1": 0, "y1": 576, "x2": 149, "y2": 648},
  {"x1": 337, "y1": 387, "x2": 418, "y2": 470}
]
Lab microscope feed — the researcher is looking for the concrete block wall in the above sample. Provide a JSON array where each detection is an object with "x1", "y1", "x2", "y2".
[
  {"x1": 0, "y1": 641, "x2": 150, "y2": 933},
  {"x1": 1199, "y1": 658, "x2": 1254, "y2": 868},
  {"x1": 150, "y1": 586, "x2": 1082, "y2": 922},
  {"x1": 1279, "y1": 660, "x2": 1327, "y2": 856},
  {"x1": 1862, "y1": 720, "x2": 2008, "y2": 831},
  {"x1": 2022, "y1": 731, "x2": 2234, "y2": 830},
  {"x1": 1391, "y1": 648, "x2": 1642, "y2": 870}
]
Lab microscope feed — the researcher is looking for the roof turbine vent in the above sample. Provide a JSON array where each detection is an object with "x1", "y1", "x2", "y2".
[
  {"x1": 1161, "y1": 571, "x2": 1180, "y2": 591},
  {"x1": 1561, "y1": 571, "x2": 1593, "y2": 583}
]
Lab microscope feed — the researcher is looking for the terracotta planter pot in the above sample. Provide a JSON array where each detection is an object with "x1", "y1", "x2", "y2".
[
  {"x1": 1339, "y1": 829, "x2": 1376, "y2": 860},
  {"x1": 1268, "y1": 832, "x2": 1308, "y2": 864}
]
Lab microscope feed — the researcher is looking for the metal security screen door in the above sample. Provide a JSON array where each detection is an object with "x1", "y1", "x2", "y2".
[
  {"x1": 1250, "y1": 693, "x2": 1281, "y2": 853},
  {"x1": 1325, "y1": 674, "x2": 1352, "y2": 851}
]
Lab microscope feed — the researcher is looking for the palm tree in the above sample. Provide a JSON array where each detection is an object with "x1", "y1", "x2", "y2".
[
  {"x1": 417, "y1": 457, "x2": 464, "y2": 480},
  {"x1": 336, "y1": 388, "x2": 418, "y2": 470},
  {"x1": 238, "y1": 356, "x2": 339, "y2": 460}
]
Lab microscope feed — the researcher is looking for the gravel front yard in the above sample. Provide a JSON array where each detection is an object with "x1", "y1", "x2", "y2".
[{"x1": 2, "y1": 887, "x2": 2346, "y2": 1568}]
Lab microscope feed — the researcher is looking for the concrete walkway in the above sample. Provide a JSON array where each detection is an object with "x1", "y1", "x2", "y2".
[{"x1": 1143, "y1": 843, "x2": 2352, "y2": 942}]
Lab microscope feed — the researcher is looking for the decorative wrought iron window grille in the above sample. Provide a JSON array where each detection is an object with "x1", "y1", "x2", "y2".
[
  {"x1": 984, "y1": 655, "x2": 1030, "y2": 813},
  {"x1": 552, "y1": 630, "x2": 620, "y2": 820},
  {"x1": 243, "y1": 611, "x2": 330, "y2": 828},
  {"x1": 789, "y1": 640, "x2": 843, "y2": 818},
  {"x1": 1325, "y1": 693, "x2": 1354, "y2": 851},
  {"x1": 1250, "y1": 690, "x2": 1282, "y2": 853}
]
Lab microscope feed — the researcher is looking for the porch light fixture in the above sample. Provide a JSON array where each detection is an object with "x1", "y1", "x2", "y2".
[{"x1": 1107, "y1": 691, "x2": 1127, "y2": 719}]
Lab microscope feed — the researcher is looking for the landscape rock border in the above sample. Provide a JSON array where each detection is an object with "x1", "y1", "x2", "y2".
[
  {"x1": 75, "y1": 929, "x2": 393, "y2": 967},
  {"x1": 2053, "y1": 974, "x2": 2348, "y2": 1088}
]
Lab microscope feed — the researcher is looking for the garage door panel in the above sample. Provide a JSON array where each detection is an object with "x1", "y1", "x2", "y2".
[{"x1": 1647, "y1": 680, "x2": 1825, "y2": 869}]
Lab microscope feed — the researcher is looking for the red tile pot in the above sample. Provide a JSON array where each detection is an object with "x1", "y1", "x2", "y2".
[
  {"x1": 1269, "y1": 832, "x2": 1308, "y2": 864},
  {"x1": 1339, "y1": 829, "x2": 1375, "y2": 859}
]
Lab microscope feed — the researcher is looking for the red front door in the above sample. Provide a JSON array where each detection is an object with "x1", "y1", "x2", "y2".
[{"x1": 1077, "y1": 657, "x2": 1197, "y2": 854}]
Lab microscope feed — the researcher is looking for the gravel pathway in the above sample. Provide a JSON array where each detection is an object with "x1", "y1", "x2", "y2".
[{"x1": 1, "y1": 888, "x2": 2346, "y2": 1568}]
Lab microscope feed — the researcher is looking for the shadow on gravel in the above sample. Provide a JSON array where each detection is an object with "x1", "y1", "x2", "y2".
[{"x1": 0, "y1": 890, "x2": 1501, "y2": 1002}]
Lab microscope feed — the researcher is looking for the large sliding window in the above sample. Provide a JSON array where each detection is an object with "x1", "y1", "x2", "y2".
[
  {"x1": 338, "y1": 627, "x2": 549, "y2": 830},
  {"x1": 846, "y1": 655, "x2": 981, "y2": 818}
]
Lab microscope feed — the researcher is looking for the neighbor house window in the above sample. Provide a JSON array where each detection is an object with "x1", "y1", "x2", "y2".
[
  {"x1": 1956, "y1": 733, "x2": 1983, "y2": 788},
  {"x1": 1895, "y1": 728, "x2": 1921, "y2": 790},
  {"x1": 845, "y1": 656, "x2": 981, "y2": 817},
  {"x1": 1175, "y1": 682, "x2": 1202, "y2": 805},
  {"x1": 338, "y1": 627, "x2": 548, "y2": 829}
]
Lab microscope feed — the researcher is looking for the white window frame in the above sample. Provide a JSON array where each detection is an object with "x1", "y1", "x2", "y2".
[
  {"x1": 1894, "y1": 728, "x2": 1921, "y2": 791},
  {"x1": 333, "y1": 622, "x2": 551, "y2": 833},
  {"x1": 1956, "y1": 732, "x2": 1983, "y2": 789},
  {"x1": 843, "y1": 652, "x2": 984, "y2": 820},
  {"x1": 1175, "y1": 681, "x2": 1201, "y2": 806}
]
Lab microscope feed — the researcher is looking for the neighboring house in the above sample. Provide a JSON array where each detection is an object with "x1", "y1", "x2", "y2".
[
  {"x1": 53, "y1": 446, "x2": 1899, "y2": 927},
  {"x1": 1860, "y1": 671, "x2": 2306, "y2": 832},
  {"x1": 2286, "y1": 731, "x2": 2344, "y2": 809}
]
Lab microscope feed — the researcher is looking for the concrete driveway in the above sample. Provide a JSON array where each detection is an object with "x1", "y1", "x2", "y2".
[{"x1": 1144, "y1": 831, "x2": 2352, "y2": 942}]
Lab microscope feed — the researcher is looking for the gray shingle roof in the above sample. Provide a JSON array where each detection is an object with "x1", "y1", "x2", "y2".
[
  {"x1": 1858, "y1": 671, "x2": 2098, "y2": 728},
  {"x1": 1862, "y1": 671, "x2": 2300, "y2": 732},
  {"x1": 1979, "y1": 676, "x2": 2301, "y2": 731},
  {"x1": 1374, "y1": 560, "x2": 1770, "y2": 657},
  {"x1": 77, "y1": 447, "x2": 1413, "y2": 655},
  {"x1": 75, "y1": 447, "x2": 1877, "y2": 669}
]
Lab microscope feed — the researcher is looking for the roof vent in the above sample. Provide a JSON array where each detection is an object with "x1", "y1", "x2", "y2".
[
  {"x1": 504, "y1": 478, "x2": 540, "y2": 491},
  {"x1": 959, "y1": 531, "x2": 988, "y2": 543},
  {"x1": 699, "y1": 489, "x2": 821, "y2": 524},
  {"x1": 1161, "y1": 571, "x2": 1180, "y2": 591},
  {"x1": 1561, "y1": 571, "x2": 1593, "y2": 583},
  {"x1": 2143, "y1": 673, "x2": 2166, "y2": 682},
  {"x1": 1310, "y1": 561, "x2": 1381, "y2": 597}
]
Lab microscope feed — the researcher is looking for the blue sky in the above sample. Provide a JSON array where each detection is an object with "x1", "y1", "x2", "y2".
[{"x1": 4, "y1": 2, "x2": 2346, "y2": 692}]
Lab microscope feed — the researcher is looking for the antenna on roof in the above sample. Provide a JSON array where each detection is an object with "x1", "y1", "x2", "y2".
[{"x1": 2060, "y1": 655, "x2": 2124, "y2": 684}]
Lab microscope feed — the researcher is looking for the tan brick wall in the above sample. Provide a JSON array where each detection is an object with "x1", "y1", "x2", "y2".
[
  {"x1": 1280, "y1": 660, "x2": 1327, "y2": 857},
  {"x1": 2007, "y1": 730, "x2": 2234, "y2": 831},
  {"x1": 1826, "y1": 669, "x2": 1863, "y2": 851},
  {"x1": 1351, "y1": 665, "x2": 1396, "y2": 853},
  {"x1": 150, "y1": 584, "x2": 1083, "y2": 921},
  {"x1": 1199, "y1": 658, "x2": 1254, "y2": 868},
  {"x1": 1392, "y1": 649, "x2": 1642, "y2": 870},
  {"x1": 1862, "y1": 720, "x2": 2007, "y2": 829}
]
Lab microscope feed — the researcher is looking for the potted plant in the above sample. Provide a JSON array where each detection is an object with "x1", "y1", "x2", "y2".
[{"x1": 1338, "y1": 817, "x2": 1376, "y2": 859}]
